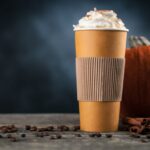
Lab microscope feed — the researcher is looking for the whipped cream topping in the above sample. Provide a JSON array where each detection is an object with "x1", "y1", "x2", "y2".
[{"x1": 73, "y1": 8, "x2": 128, "y2": 31}]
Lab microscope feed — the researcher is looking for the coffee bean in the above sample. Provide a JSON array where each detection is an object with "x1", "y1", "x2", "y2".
[
  {"x1": 75, "y1": 133, "x2": 82, "y2": 137},
  {"x1": 130, "y1": 133, "x2": 140, "y2": 138},
  {"x1": 10, "y1": 128, "x2": 18, "y2": 133},
  {"x1": 21, "y1": 133, "x2": 26, "y2": 138},
  {"x1": 57, "y1": 125, "x2": 69, "y2": 131},
  {"x1": 35, "y1": 132, "x2": 44, "y2": 137},
  {"x1": 1, "y1": 125, "x2": 18, "y2": 133},
  {"x1": 47, "y1": 126, "x2": 54, "y2": 131},
  {"x1": 37, "y1": 128, "x2": 46, "y2": 132},
  {"x1": 146, "y1": 135, "x2": 150, "y2": 139},
  {"x1": 9, "y1": 125, "x2": 15, "y2": 129},
  {"x1": 25, "y1": 125, "x2": 31, "y2": 130},
  {"x1": 89, "y1": 133, "x2": 101, "y2": 138},
  {"x1": 50, "y1": 136, "x2": 56, "y2": 140},
  {"x1": 6, "y1": 134, "x2": 12, "y2": 138},
  {"x1": 95, "y1": 133, "x2": 102, "y2": 137},
  {"x1": 30, "y1": 126, "x2": 37, "y2": 131},
  {"x1": 63, "y1": 126, "x2": 69, "y2": 131},
  {"x1": 105, "y1": 134, "x2": 113, "y2": 138},
  {"x1": 72, "y1": 125, "x2": 80, "y2": 131},
  {"x1": 38, "y1": 126, "x2": 54, "y2": 132},
  {"x1": 56, "y1": 134, "x2": 62, "y2": 139},
  {"x1": 89, "y1": 133, "x2": 96, "y2": 137},
  {"x1": 1, "y1": 128, "x2": 8, "y2": 133},
  {"x1": 0, "y1": 126, "x2": 4, "y2": 130}
]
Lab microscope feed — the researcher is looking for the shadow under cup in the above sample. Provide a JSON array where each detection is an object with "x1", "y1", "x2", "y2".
[{"x1": 75, "y1": 30, "x2": 127, "y2": 132}]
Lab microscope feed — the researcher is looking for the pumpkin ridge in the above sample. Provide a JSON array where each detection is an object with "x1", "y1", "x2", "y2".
[{"x1": 121, "y1": 43, "x2": 150, "y2": 118}]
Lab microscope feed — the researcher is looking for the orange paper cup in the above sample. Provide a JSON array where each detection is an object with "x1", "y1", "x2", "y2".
[{"x1": 75, "y1": 30, "x2": 127, "y2": 132}]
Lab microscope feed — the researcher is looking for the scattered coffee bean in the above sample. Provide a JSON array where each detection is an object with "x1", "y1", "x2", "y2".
[
  {"x1": 50, "y1": 136, "x2": 56, "y2": 140},
  {"x1": 0, "y1": 125, "x2": 17, "y2": 132},
  {"x1": 10, "y1": 128, "x2": 18, "y2": 133},
  {"x1": 146, "y1": 134, "x2": 150, "y2": 139},
  {"x1": 35, "y1": 132, "x2": 44, "y2": 137},
  {"x1": 49, "y1": 134, "x2": 62, "y2": 140},
  {"x1": 25, "y1": 125, "x2": 31, "y2": 130},
  {"x1": 105, "y1": 134, "x2": 113, "y2": 138},
  {"x1": 57, "y1": 125, "x2": 69, "y2": 131},
  {"x1": 89, "y1": 133, "x2": 96, "y2": 137},
  {"x1": 47, "y1": 126, "x2": 54, "y2": 131},
  {"x1": 21, "y1": 133, "x2": 26, "y2": 138},
  {"x1": 37, "y1": 126, "x2": 54, "y2": 132},
  {"x1": 89, "y1": 133, "x2": 101, "y2": 138},
  {"x1": 6, "y1": 134, "x2": 12, "y2": 138},
  {"x1": 75, "y1": 133, "x2": 82, "y2": 137},
  {"x1": 37, "y1": 128, "x2": 46, "y2": 132},
  {"x1": 141, "y1": 138, "x2": 149, "y2": 143},
  {"x1": 62, "y1": 126, "x2": 69, "y2": 131},
  {"x1": 56, "y1": 134, "x2": 62, "y2": 139},
  {"x1": 95, "y1": 133, "x2": 102, "y2": 137},
  {"x1": 130, "y1": 133, "x2": 140, "y2": 138},
  {"x1": 30, "y1": 126, "x2": 37, "y2": 131},
  {"x1": 10, "y1": 125, "x2": 15, "y2": 129},
  {"x1": 1, "y1": 128, "x2": 8, "y2": 133},
  {"x1": 72, "y1": 125, "x2": 80, "y2": 131},
  {"x1": 0, "y1": 125, "x2": 18, "y2": 133}
]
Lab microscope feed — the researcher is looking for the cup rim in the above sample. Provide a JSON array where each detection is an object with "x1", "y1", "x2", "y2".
[{"x1": 73, "y1": 28, "x2": 129, "y2": 32}]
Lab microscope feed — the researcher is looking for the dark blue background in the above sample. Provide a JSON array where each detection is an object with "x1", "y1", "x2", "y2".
[{"x1": 0, "y1": 0, "x2": 150, "y2": 113}]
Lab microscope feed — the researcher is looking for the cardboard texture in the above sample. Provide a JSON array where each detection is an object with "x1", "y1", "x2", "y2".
[
  {"x1": 75, "y1": 30, "x2": 127, "y2": 132},
  {"x1": 76, "y1": 57, "x2": 125, "y2": 101}
]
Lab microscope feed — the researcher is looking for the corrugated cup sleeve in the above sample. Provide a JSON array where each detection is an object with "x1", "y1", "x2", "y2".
[{"x1": 76, "y1": 57, "x2": 125, "y2": 101}]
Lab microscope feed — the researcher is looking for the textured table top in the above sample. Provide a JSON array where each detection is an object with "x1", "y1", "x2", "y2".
[{"x1": 0, "y1": 114, "x2": 149, "y2": 150}]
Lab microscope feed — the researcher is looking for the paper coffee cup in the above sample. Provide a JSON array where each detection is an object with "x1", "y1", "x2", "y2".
[{"x1": 75, "y1": 30, "x2": 127, "y2": 132}]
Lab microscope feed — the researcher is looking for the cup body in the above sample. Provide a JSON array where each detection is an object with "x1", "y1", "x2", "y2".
[{"x1": 75, "y1": 30, "x2": 127, "y2": 132}]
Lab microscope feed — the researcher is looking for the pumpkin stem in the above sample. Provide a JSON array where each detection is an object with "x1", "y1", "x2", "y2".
[
  {"x1": 128, "y1": 36, "x2": 138, "y2": 48},
  {"x1": 135, "y1": 36, "x2": 143, "y2": 46},
  {"x1": 139, "y1": 36, "x2": 150, "y2": 46},
  {"x1": 129, "y1": 36, "x2": 150, "y2": 48}
]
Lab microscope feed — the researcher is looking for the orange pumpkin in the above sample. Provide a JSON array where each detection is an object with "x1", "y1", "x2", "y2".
[{"x1": 121, "y1": 36, "x2": 150, "y2": 119}]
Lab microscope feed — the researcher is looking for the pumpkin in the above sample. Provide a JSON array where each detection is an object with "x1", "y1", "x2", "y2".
[{"x1": 121, "y1": 36, "x2": 150, "y2": 119}]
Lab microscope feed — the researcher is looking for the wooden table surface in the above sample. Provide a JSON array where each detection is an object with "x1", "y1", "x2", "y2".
[{"x1": 0, "y1": 114, "x2": 149, "y2": 150}]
